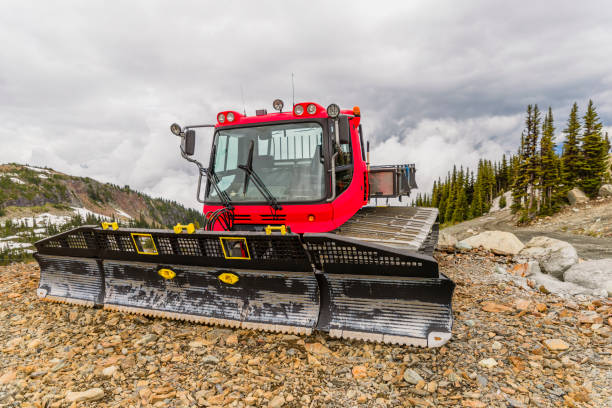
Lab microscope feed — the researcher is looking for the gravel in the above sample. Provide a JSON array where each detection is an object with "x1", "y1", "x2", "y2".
[{"x1": 0, "y1": 256, "x2": 610, "y2": 407}]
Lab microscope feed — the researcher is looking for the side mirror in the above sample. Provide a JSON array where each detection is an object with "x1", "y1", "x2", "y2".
[
  {"x1": 182, "y1": 130, "x2": 196, "y2": 155},
  {"x1": 338, "y1": 115, "x2": 350, "y2": 144}
]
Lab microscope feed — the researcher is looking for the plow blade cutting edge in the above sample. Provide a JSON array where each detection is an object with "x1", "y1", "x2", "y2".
[{"x1": 33, "y1": 225, "x2": 454, "y2": 347}]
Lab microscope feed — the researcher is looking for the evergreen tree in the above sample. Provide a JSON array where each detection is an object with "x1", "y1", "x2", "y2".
[
  {"x1": 511, "y1": 131, "x2": 528, "y2": 215},
  {"x1": 444, "y1": 166, "x2": 457, "y2": 222},
  {"x1": 561, "y1": 102, "x2": 582, "y2": 190},
  {"x1": 539, "y1": 107, "x2": 559, "y2": 214},
  {"x1": 579, "y1": 100, "x2": 607, "y2": 197}
]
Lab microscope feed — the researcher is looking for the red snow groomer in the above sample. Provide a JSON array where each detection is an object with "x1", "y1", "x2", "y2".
[{"x1": 34, "y1": 100, "x2": 454, "y2": 347}]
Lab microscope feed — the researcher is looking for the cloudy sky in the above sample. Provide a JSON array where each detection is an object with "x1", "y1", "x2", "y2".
[{"x1": 1, "y1": 1, "x2": 611, "y2": 209}]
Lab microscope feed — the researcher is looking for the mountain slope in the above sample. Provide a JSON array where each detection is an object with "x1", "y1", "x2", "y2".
[{"x1": 0, "y1": 163, "x2": 205, "y2": 263}]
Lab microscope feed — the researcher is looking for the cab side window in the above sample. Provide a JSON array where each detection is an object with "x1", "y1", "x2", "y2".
[{"x1": 335, "y1": 127, "x2": 353, "y2": 196}]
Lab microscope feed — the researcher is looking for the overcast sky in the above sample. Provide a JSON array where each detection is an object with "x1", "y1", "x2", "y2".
[{"x1": 1, "y1": 1, "x2": 611, "y2": 209}]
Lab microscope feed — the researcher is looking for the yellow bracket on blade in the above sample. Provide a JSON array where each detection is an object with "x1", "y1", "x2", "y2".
[
  {"x1": 173, "y1": 223, "x2": 196, "y2": 234},
  {"x1": 218, "y1": 272, "x2": 239, "y2": 285},
  {"x1": 265, "y1": 225, "x2": 287, "y2": 235},
  {"x1": 101, "y1": 222, "x2": 118, "y2": 230},
  {"x1": 158, "y1": 268, "x2": 176, "y2": 280}
]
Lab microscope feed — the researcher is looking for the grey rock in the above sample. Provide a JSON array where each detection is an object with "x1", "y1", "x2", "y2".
[
  {"x1": 455, "y1": 241, "x2": 472, "y2": 251},
  {"x1": 508, "y1": 398, "x2": 526, "y2": 408},
  {"x1": 518, "y1": 236, "x2": 578, "y2": 279},
  {"x1": 476, "y1": 374, "x2": 488, "y2": 388},
  {"x1": 567, "y1": 187, "x2": 588, "y2": 205},
  {"x1": 29, "y1": 370, "x2": 47, "y2": 379},
  {"x1": 526, "y1": 260, "x2": 541, "y2": 276},
  {"x1": 403, "y1": 368, "x2": 424, "y2": 384},
  {"x1": 134, "y1": 333, "x2": 157, "y2": 346},
  {"x1": 201, "y1": 355, "x2": 220, "y2": 364},
  {"x1": 564, "y1": 259, "x2": 612, "y2": 296},
  {"x1": 494, "y1": 265, "x2": 507, "y2": 274},
  {"x1": 458, "y1": 231, "x2": 524, "y2": 255},
  {"x1": 530, "y1": 272, "x2": 593, "y2": 296},
  {"x1": 437, "y1": 231, "x2": 457, "y2": 251},
  {"x1": 65, "y1": 388, "x2": 105, "y2": 402},
  {"x1": 598, "y1": 184, "x2": 612, "y2": 198}
]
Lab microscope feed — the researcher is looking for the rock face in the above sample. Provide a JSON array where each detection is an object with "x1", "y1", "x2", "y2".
[
  {"x1": 437, "y1": 231, "x2": 458, "y2": 251},
  {"x1": 567, "y1": 187, "x2": 588, "y2": 205},
  {"x1": 458, "y1": 231, "x2": 524, "y2": 255},
  {"x1": 564, "y1": 259, "x2": 612, "y2": 296},
  {"x1": 518, "y1": 236, "x2": 578, "y2": 279},
  {"x1": 599, "y1": 184, "x2": 612, "y2": 198}
]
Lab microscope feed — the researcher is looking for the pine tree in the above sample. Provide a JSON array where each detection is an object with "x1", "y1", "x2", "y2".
[
  {"x1": 539, "y1": 107, "x2": 559, "y2": 214},
  {"x1": 444, "y1": 166, "x2": 457, "y2": 222},
  {"x1": 579, "y1": 100, "x2": 607, "y2": 197},
  {"x1": 561, "y1": 102, "x2": 582, "y2": 191},
  {"x1": 452, "y1": 168, "x2": 468, "y2": 222},
  {"x1": 524, "y1": 104, "x2": 541, "y2": 216},
  {"x1": 511, "y1": 133, "x2": 527, "y2": 214}
]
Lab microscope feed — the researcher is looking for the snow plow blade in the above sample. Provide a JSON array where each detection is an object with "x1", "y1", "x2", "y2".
[{"x1": 34, "y1": 222, "x2": 454, "y2": 347}]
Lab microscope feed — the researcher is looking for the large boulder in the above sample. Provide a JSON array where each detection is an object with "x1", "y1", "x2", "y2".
[
  {"x1": 458, "y1": 231, "x2": 524, "y2": 255},
  {"x1": 530, "y1": 272, "x2": 594, "y2": 297},
  {"x1": 518, "y1": 236, "x2": 578, "y2": 279},
  {"x1": 564, "y1": 259, "x2": 612, "y2": 297},
  {"x1": 437, "y1": 231, "x2": 457, "y2": 251},
  {"x1": 599, "y1": 184, "x2": 612, "y2": 198},
  {"x1": 567, "y1": 187, "x2": 588, "y2": 205}
]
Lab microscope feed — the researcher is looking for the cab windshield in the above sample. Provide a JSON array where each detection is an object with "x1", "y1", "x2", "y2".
[{"x1": 207, "y1": 122, "x2": 325, "y2": 203}]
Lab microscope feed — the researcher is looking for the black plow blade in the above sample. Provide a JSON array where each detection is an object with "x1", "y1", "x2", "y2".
[{"x1": 33, "y1": 223, "x2": 454, "y2": 347}]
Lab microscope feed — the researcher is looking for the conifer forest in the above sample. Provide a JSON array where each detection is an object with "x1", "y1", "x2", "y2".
[{"x1": 415, "y1": 100, "x2": 611, "y2": 225}]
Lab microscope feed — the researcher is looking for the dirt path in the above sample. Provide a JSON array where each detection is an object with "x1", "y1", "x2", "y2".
[
  {"x1": 443, "y1": 199, "x2": 612, "y2": 260},
  {"x1": 0, "y1": 260, "x2": 610, "y2": 407}
]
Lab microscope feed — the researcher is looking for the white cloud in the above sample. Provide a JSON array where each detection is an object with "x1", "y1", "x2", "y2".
[
  {"x1": 370, "y1": 114, "x2": 523, "y2": 194},
  {"x1": 1, "y1": 0, "x2": 611, "y2": 209}
]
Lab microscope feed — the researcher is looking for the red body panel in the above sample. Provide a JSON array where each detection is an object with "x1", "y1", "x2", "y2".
[{"x1": 205, "y1": 103, "x2": 369, "y2": 233}]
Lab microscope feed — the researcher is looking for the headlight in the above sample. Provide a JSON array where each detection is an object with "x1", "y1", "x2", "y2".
[
  {"x1": 217, "y1": 113, "x2": 225, "y2": 123},
  {"x1": 170, "y1": 123, "x2": 181, "y2": 136},
  {"x1": 327, "y1": 103, "x2": 340, "y2": 119},
  {"x1": 273, "y1": 99, "x2": 284, "y2": 112},
  {"x1": 307, "y1": 104, "x2": 317, "y2": 115},
  {"x1": 294, "y1": 105, "x2": 304, "y2": 116},
  {"x1": 226, "y1": 112, "x2": 235, "y2": 122}
]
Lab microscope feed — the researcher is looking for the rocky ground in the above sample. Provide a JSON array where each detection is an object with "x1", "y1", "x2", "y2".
[
  {"x1": 0, "y1": 256, "x2": 610, "y2": 408},
  {"x1": 444, "y1": 197, "x2": 612, "y2": 260}
]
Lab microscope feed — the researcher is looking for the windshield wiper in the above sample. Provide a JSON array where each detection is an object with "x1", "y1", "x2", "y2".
[
  {"x1": 182, "y1": 144, "x2": 232, "y2": 208},
  {"x1": 238, "y1": 140, "x2": 282, "y2": 211}
]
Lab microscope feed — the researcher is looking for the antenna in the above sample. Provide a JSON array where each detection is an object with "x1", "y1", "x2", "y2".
[
  {"x1": 240, "y1": 85, "x2": 246, "y2": 116},
  {"x1": 291, "y1": 73, "x2": 295, "y2": 107}
]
